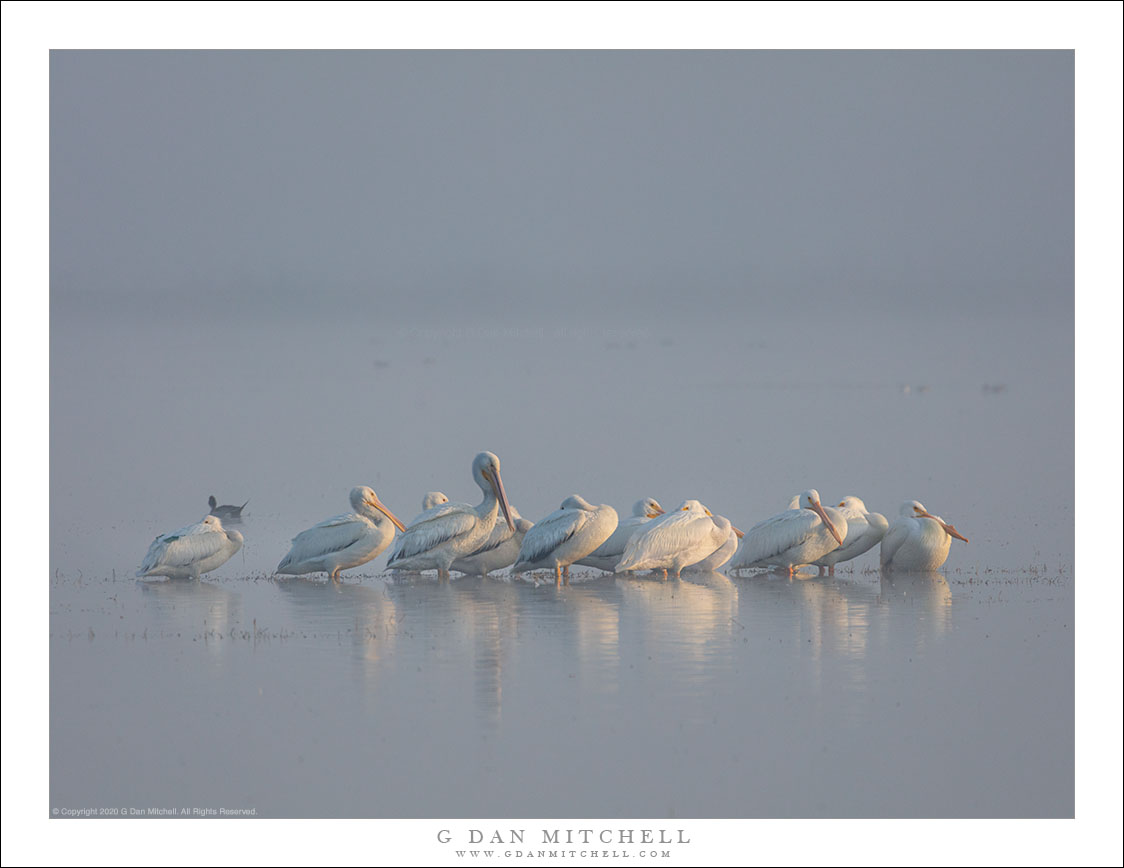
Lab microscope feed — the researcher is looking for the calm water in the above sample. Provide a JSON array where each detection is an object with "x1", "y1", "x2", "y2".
[
  {"x1": 48, "y1": 313, "x2": 1074, "y2": 819},
  {"x1": 49, "y1": 564, "x2": 1072, "y2": 818}
]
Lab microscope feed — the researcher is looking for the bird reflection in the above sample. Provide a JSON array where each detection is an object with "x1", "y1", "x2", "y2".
[
  {"x1": 443, "y1": 577, "x2": 524, "y2": 725},
  {"x1": 616, "y1": 571, "x2": 739, "y2": 674},
  {"x1": 548, "y1": 579, "x2": 624, "y2": 693},
  {"x1": 877, "y1": 570, "x2": 952, "y2": 646},
  {"x1": 137, "y1": 578, "x2": 241, "y2": 656},
  {"x1": 273, "y1": 576, "x2": 399, "y2": 669}
]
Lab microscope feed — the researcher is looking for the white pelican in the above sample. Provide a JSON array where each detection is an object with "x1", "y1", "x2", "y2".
[
  {"x1": 451, "y1": 507, "x2": 534, "y2": 576},
  {"x1": 811, "y1": 496, "x2": 889, "y2": 575},
  {"x1": 511, "y1": 495, "x2": 618, "y2": 584},
  {"x1": 208, "y1": 495, "x2": 248, "y2": 525},
  {"x1": 388, "y1": 492, "x2": 453, "y2": 567},
  {"x1": 386, "y1": 451, "x2": 514, "y2": 580},
  {"x1": 276, "y1": 486, "x2": 406, "y2": 581},
  {"x1": 685, "y1": 521, "x2": 745, "y2": 573},
  {"x1": 138, "y1": 514, "x2": 243, "y2": 580},
  {"x1": 575, "y1": 497, "x2": 665, "y2": 572},
  {"x1": 728, "y1": 489, "x2": 846, "y2": 577},
  {"x1": 421, "y1": 491, "x2": 449, "y2": 510},
  {"x1": 880, "y1": 500, "x2": 968, "y2": 572},
  {"x1": 615, "y1": 500, "x2": 735, "y2": 579}
]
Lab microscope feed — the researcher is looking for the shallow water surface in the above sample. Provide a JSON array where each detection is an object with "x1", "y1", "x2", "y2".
[{"x1": 50, "y1": 565, "x2": 1073, "y2": 818}]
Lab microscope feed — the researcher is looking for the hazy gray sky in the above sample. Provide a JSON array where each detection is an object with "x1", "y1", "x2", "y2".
[{"x1": 50, "y1": 50, "x2": 1073, "y2": 325}]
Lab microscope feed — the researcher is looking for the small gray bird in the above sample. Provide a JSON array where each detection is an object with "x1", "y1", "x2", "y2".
[{"x1": 208, "y1": 495, "x2": 248, "y2": 525}]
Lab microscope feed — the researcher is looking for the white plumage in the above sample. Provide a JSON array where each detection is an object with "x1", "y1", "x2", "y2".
[
  {"x1": 512, "y1": 495, "x2": 618, "y2": 583},
  {"x1": 386, "y1": 491, "x2": 454, "y2": 560},
  {"x1": 277, "y1": 486, "x2": 406, "y2": 581},
  {"x1": 386, "y1": 451, "x2": 514, "y2": 579},
  {"x1": 728, "y1": 489, "x2": 846, "y2": 577},
  {"x1": 421, "y1": 491, "x2": 449, "y2": 510},
  {"x1": 451, "y1": 507, "x2": 534, "y2": 576},
  {"x1": 685, "y1": 521, "x2": 743, "y2": 572},
  {"x1": 880, "y1": 500, "x2": 968, "y2": 572},
  {"x1": 811, "y1": 495, "x2": 889, "y2": 574},
  {"x1": 616, "y1": 500, "x2": 734, "y2": 579},
  {"x1": 576, "y1": 497, "x2": 665, "y2": 572},
  {"x1": 138, "y1": 514, "x2": 243, "y2": 580}
]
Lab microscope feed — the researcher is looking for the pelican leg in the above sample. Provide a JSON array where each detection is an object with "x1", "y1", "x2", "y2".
[
  {"x1": 828, "y1": 565, "x2": 835, "y2": 577},
  {"x1": 555, "y1": 565, "x2": 563, "y2": 585},
  {"x1": 818, "y1": 565, "x2": 826, "y2": 577},
  {"x1": 661, "y1": 569, "x2": 668, "y2": 581},
  {"x1": 786, "y1": 566, "x2": 795, "y2": 579},
  {"x1": 674, "y1": 568, "x2": 682, "y2": 579},
  {"x1": 439, "y1": 568, "x2": 450, "y2": 582}
]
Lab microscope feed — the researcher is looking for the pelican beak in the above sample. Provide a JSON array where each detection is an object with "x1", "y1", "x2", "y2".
[
  {"x1": 919, "y1": 509, "x2": 968, "y2": 543},
  {"x1": 733, "y1": 527, "x2": 745, "y2": 539},
  {"x1": 649, "y1": 506, "x2": 665, "y2": 518},
  {"x1": 369, "y1": 496, "x2": 407, "y2": 533},
  {"x1": 485, "y1": 468, "x2": 515, "y2": 532},
  {"x1": 810, "y1": 500, "x2": 844, "y2": 546},
  {"x1": 944, "y1": 523, "x2": 969, "y2": 543}
]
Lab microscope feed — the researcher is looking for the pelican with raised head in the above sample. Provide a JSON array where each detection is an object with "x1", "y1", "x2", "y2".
[
  {"x1": 276, "y1": 486, "x2": 406, "y2": 581},
  {"x1": 576, "y1": 497, "x2": 665, "y2": 572},
  {"x1": 511, "y1": 495, "x2": 618, "y2": 584},
  {"x1": 880, "y1": 500, "x2": 967, "y2": 572},
  {"x1": 616, "y1": 500, "x2": 736, "y2": 579},
  {"x1": 387, "y1": 451, "x2": 514, "y2": 580},
  {"x1": 138, "y1": 514, "x2": 243, "y2": 580},
  {"x1": 728, "y1": 489, "x2": 846, "y2": 577}
]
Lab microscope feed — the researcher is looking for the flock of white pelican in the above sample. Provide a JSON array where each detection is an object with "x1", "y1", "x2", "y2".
[{"x1": 137, "y1": 451, "x2": 968, "y2": 583}]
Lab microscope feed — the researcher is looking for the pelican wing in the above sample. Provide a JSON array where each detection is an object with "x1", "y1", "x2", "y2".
[
  {"x1": 517, "y1": 508, "x2": 590, "y2": 566},
  {"x1": 587, "y1": 515, "x2": 647, "y2": 559},
  {"x1": 735, "y1": 509, "x2": 822, "y2": 566},
  {"x1": 404, "y1": 502, "x2": 469, "y2": 528},
  {"x1": 388, "y1": 505, "x2": 478, "y2": 565},
  {"x1": 878, "y1": 518, "x2": 912, "y2": 568},
  {"x1": 279, "y1": 513, "x2": 369, "y2": 567},
  {"x1": 467, "y1": 522, "x2": 516, "y2": 556},
  {"x1": 140, "y1": 521, "x2": 228, "y2": 573},
  {"x1": 618, "y1": 513, "x2": 714, "y2": 569}
]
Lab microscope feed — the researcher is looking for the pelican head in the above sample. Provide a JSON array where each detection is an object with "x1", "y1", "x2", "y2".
[
  {"x1": 561, "y1": 494, "x2": 595, "y2": 511},
  {"x1": 350, "y1": 485, "x2": 407, "y2": 533},
  {"x1": 902, "y1": 499, "x2": 968, "y2": 543},
  {"x1": 674, "y1": 499, "x2": 708, "y2": 514},
  {"x1": 632, "y1": 497, "x2": 665, "y2": 519},
  {"x1": 422, "y1": 491, "x2": 449, "y2": 510},
  {"x1": 799, "y1": 489, "x2": 844, "y2": 545},
  {"x1": 473, "y1": 451, "x2": 515, "y2": 532},
  {"x1": 202, "y1": 515, "x2": 222, "y2": 529},
  {"x1": 839, "y1": 495, "x2": 868, "y2": 511}
]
